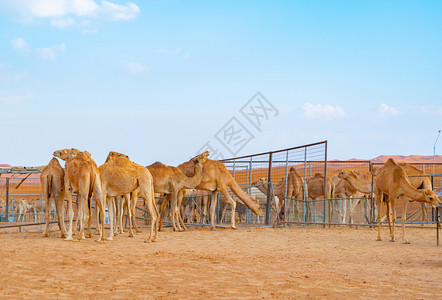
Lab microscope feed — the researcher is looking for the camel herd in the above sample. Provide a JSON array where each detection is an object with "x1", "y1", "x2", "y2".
[
  {"x1": 36, "y1": 148, "x2": 264, "y2": 243},
  {"x1": 3, "y1": 148, "x2": 440, "y2": 245},
  {"x1": 250, "y1": 158, "x2": 440, "y2": 243}
]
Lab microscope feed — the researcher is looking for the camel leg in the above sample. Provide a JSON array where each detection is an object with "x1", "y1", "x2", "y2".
[
  {"x1": 76, "y1": 196, "x2": 88, "y2": 242},
  {"x1": 158, "y1": 194, "x2": 170, "y2": 231},
  {"x1": 105, "y1": 196, "x2": 114, "y2": 241},
  {"x1": 209, "y1": 191, "x2": 218, "y2": 231},
  {"x1": 56, "y1": 194, "x2": 67, "y2": 238},
  {"x1": 124, "y1": 194, "x2": 135, "y2": 237},
  {"x1": 85, "y1": 196, "x2": 92, "y2": 238},
  {"x1": 131, "y1": 191, "x2": 142, "y2": 233},
  {"x1": 141, "y1": 180, "x2": 158, "y2": 243},
  {"x1": 65, "y1": 190, "x2": 74, "y2": 241},
  {"x1": 376, "y1": 191, "x2": 383, "y2": 241},
  {"x1": 402, "y1": 199, "x2": 410, "y2": 244},
  {"x1": 420, "y1": 202, "x2": 427, "y2": 226},
  {"x1": 218, "y1": 186, "x2": 237, "y2": 229},
  {"x1": 176, "y1": 189, "x2": 188, "y2": 231},
  {"x1": 385, "y1": 198, "x2": 394, "y2": 242},
  {"x1": 170, "y1": 191, "x2": 182, "y2": 232},
  {"x1": 43, "y1": 195, "x2": 51, "y2": 237},
  {"x1": 389, "y1": 196, "x2": 397, "y2": 242}
]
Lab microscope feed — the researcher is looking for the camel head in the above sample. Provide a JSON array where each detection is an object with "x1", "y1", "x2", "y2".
[
  {"x1": 338, "y1": 170, "x2": 354, "y2": 180},
  {"x1": 53, "y1": 148, "x2": 80, "y2": 161},
  {"x1": 191, "y1": 151, "x2": 210, "y2": 165},
  {"x1": 105, "y1": 151, "x2": 129, "y2": 163},
  {"x1": 423, "y1": 189, "x2": 441, "y2": 208}
]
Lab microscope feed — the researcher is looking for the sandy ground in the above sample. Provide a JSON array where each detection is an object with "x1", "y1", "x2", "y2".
[{"x1": 0, "y1": 225, "x2": 441, "y2": 299}]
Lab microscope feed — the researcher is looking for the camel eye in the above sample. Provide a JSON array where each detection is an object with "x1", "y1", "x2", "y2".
[{"x1": 429, "y1": 197, "x2": 433, "y2": 200}]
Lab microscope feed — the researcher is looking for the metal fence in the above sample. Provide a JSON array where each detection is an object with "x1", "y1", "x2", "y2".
[{"x1": 2, "y1": 148, "x2": 441, "y2": 231}]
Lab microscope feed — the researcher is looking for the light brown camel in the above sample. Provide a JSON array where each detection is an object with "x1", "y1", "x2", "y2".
[
  {"x1": 54, "y1": 149, "x2": 106, "y2": 242},
  {"x1": 307, "y1": 173, "x2": 335, "y2": 222},
  {"x1": 252, "y1": 177, "x2": 285, "y2": 225},
  {"x1": 40, "y1": 157, "x2": 66, "y2": 237},
  {"x1": 147, "y1": 151, "x2": 209, "y2": 232},
  {"x1": 99, "y1": 151, "x2": 159, "y2": 242},
  {"x1": 336, "y1": 169, "x2": 373, "y2": 224},
  {"x1": 252, "y1": 168, "x2": 307, "y2": 222},
  {"x1": 177, "y1": 158, "x2": 264, "y2": 230},
  {"x1": 374, "y1": 158, "x2": 441, "y2": 243},
  {"x1": 13, "y1": 198, "x2": 32, "y2": 222},
  {"x1": 331, "y1": 174, "x2": 357, "y2": 223},
  {"x1": 398, "y1": 163, "x2": 433, "y2": 225}
]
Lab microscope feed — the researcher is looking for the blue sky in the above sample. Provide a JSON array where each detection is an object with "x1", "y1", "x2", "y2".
[{"x1": 1, "y1": 0, "x2": 441, "y2": 166}]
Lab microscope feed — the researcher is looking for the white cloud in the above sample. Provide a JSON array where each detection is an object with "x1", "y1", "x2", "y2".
[
  {"x1": 0, "y1": 0, "x2": 140, "y2": 27},
  {"x1": 10, "y1": 37, "x2": 31, "y2": 54},
  {"x1": 303, "y1": 103, "x2": 346, "y2": 119},
  {"x1": 51, "y1": 17, "x2": 76, "y2": 28},
  {"x1": 378, "y1": 103, "x2": 399, "y2": 117},
  {"x1": 0, "y1": 91, "x2": 33, "y2": 104},
  {"x1": 10, "y1": 38, "x2": 66, "y2": 60},
  {"x1": 120, "y1": 61, "x2": 147, "y2": 74},
  {"x1": 155, "y1": 48, "x2": 190, "y2": 58},
  {"x1": 36, "y1": 43, "x2": 67, "y2": 60}
]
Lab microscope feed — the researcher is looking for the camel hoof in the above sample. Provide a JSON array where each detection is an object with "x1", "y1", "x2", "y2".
[
  {"x1": 144, "y1": 239, "x2": 152, "y2": 243},
  {"x1": 389, "y1": 239, "x2": 396, "y2": 242},
  {"x1": 376, "y1": 238, "x2": 382, "y2": 242},
  {"x1": 106, "y1": 237, "x2": 113, "y2": 241},
  {"x1": 64, "y1": 236, "x2": 73, "y2": 241},
  {"x1": 136, "y1": 230, "x2": 142, "y2": 233},
  {"x1": 129, "y1": 234, "x2": 135, "y2": 238},
  {"x1": 403, "y1": 241, "x2": 410, "y2": 244},
  {"x1": 231, "y1": 226, "x2": 237, "y2": 230},
  {"x1": 86, "y1": 233, "x2": 93, "y2": 238},
  {"x1": 211, "y1": 227, "x2": 218, "y2": 231},
  {"x1": 60, "y1": 234, "x2": 66, "y2": 239},
  {"x1": 95, "y1": 239, "x2": 106, "y2": 244},
  {"x1": 43, "y1": 232, "x2": 49, "y2": 237}
]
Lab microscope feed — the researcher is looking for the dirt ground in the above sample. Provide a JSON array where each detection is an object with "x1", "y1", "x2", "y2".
[{"x1": 0, "y1": 225, "x2": 441, "y2": 299}]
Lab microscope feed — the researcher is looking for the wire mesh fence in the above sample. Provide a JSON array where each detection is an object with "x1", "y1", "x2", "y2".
[{"x1": 1, "y1": 148, "x2": 441, "y2": 232}]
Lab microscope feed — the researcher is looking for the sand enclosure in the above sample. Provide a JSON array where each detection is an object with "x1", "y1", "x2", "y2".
[{"x1": 0, "y1": 226, "x2": 441, "y2": 299}]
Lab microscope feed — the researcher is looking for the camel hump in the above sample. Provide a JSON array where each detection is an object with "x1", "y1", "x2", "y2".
[
  {"x1": 290, "y1": 167, "x2": 295, "y2": 172},
  {"x1": 385, "y1": 158, "x2": 397, "y2": 167},
  {"x1": 148, "y1": 162, "x2": 165, "y2": 168}
]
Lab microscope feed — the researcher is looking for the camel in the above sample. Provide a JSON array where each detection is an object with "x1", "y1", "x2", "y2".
[
  {"x1": 397, "y1": 163, "x2": 433, "y2": 225},
  {"x1": 374, "y1": 158, "x2": 441, "y2": 243},
  {"x1": 13, "y1": 198, "x2": 32, "y2": 222},
  {"x1": 177, "y1": 158, "x2": 264, "y2": 230},
  {"x1": 336, "y1": 169, "x2": 373, "y2": 224},
  {"x1": 53, "y1": 149, "x2": 106, "y2": 242},
  {"x1": 40, "y1": 157, "x2": 66, "y2": 237},
  {"x1": 306, "y1": 173, "x2": 335, "y2": 222},
  {"x1": 252, "y1": 177, "x2": 285, "y2": 225},
  {"x1": 147, "y1": 151, "x2": 209, "y2": 232},
  {"x1": 29, "y1": 199, "x2": 56, "y2": 222},
  {"x1": 331, "y1": 174, "x2": 357, "y2": 223},
  {"x1": 252, "y1": 167, "x2": 309, "y2": 220},
  {"x1": 99, "y1": 151, "x2": 159, "y2": 242}
]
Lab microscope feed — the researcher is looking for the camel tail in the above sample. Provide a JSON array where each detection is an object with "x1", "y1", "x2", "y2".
[
  {"x1": 45, "y1": 174, "x2": 53, "y2": 198},
  {"x1": 228, "y1": 181, "x2": 260, "y2": 214}
]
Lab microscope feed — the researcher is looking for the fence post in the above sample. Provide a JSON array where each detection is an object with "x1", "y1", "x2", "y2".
[
  {"x1": 324, "y1": 141, "x2": 328, "y2": 226},
  {"x1": 5, "y1": 177, "x2": 10, "y2": 222},
  {"x1": 265, "y1": 152, "x2": 273, "y2": 225}
]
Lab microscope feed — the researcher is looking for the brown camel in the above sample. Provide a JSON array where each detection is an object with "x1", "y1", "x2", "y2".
[
  {"x1": 398, "y1": 163, "x2": 433, "y2": 225},
  {"x1": 337, "y1": 169, "x2": 373, "y2": 224},
  {"x1": 40, "y1": 157, "x2": 66, "y2": 237},
  {"x1": 306, "y1": 173, "x2": 335, "y2": 222},
  {"x1": 99, "y1": 151, "x2": 159, "y2": 242},
  {"x1": 177, "y1": 158, "x2": 264, "y2": 230},
  {"x1": 13, "y1": 198, "x2": 32, "y2": 222},
  {"x1": 331, "y1": 173, "x2": 357, "y2": 223},
  {"x1": 147, "y1": 151, "x2": 209, "y2": 232},
  {"x1": 374, "y1": 158, "x2": 441, "y2": 243},
  {"x1": 53, "y1": 149, "x2": 106, "y2": 242}
]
